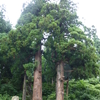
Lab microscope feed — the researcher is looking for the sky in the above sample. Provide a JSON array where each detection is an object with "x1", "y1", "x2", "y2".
[
  {"x1": 74, "y1": 0, "x2": 100, "y2": 37},
  {"x1": 0, "y1": 0, "x2": 100, "y2": 37},
  {"x1": 0, "y1": 0, "x2": 31, "y2": 26}
]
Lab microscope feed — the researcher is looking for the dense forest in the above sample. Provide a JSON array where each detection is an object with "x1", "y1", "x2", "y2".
[{"x1": 0, "y1": 0, "x2": 100, "y2": 100}]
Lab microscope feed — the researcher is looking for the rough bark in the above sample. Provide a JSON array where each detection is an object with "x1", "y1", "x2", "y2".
[
  {"x1": 56, "y1": 61, "x2": 64, "y2": 100},
  {"x1": 22, "y1": 73, "x2": 26, "y2": 100},
  {"x1": 33, "y1": 46, "x2": 42, "y2": 100}
]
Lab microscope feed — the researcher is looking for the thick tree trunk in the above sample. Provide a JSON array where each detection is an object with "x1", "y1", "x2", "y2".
[
  {"x1": 33, "y1": 46, "x2": 42, "y2": 100},
  {"x1": 56, "y1": 61, "x2": 64, "y2": 100},
  {"x1": 22, "y1": 73, "x2": 26, "y2": 100},
  {"x1": 66, "y1": 78, "x2": 69, "y2": 96}
]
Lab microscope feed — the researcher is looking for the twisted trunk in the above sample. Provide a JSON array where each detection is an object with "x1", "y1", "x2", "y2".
[
  {"x1": 56, "y1": 61, "x2": 64, "y2": 100},
  {"x1": 33, "y1": 46, "x2": 42, "y2": 100}
]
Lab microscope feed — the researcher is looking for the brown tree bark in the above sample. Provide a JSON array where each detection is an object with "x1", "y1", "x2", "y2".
[
  {"x1": 56, "y1": 61, "x2": 64, "y2": 100},
  {"x1": 22, "y1": 73, "x2": 26, "y2": 100},
  {"x1": 32, "y1": 46, "x2": 42, "y2": 100}
]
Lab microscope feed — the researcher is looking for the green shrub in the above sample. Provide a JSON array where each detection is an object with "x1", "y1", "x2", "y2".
[
  {"x1": 0, "y1": 83, "x2": 17, "y2": 96},
  {"x1": 67, "y1": 78, "x2": 100, "y2": 100},
  {"x1": 89, "y1": 78, "x2": 99, "y2": 85},
  {"x1": 69, "y1": 93, "x2": 76, "y2": 100},
  {"x1": 95, "y1": 84, "x2": 100, "y2": 89},
  {"x1": 80, "y1": 93, "x2": 97, "y2": 100},
  {"x1": 0, "y1": 94, "x2": 11, "y2": 100},
  {"x1": 47, "y1": 92, "x2": 56, "y2": 100},
  {"x1": 42, "y1": 83, "x2": 55, "y2": 99},
  {"x1": 47, "y1": 92, "x2": 68, "y2": 100}
]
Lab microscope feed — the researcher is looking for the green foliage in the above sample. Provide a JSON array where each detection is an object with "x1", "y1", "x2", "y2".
[
  {"x1": 16, "y1": 12, "x2": 34, "y2": 27},
  {"x1": 47, "y1": 92, "x2": 56, "y2": 100},
  {"x1": 67, "y1": 78, "x2": 100, "y2": 100},
  {"x1": 89, "y1": 78, "x2": 99, "y2": 85},
  {"x1": 0, "y1": 81, "x2": 21, "y2": 96},
  {"x1": 23, "y1": 63, "x2": 34, "y2": 79},
  {"x1": 43, "y1": 83, "x2": 55, "y2": 100},
  {"x1": 0, "y1": 94, "x2": 11, "y2": 100},
  {"x1": 47, "y1": 92, "x2": 68, "y2": 100},
  {"x1": 95, "y1": 84, "x2": 100, "y2": 89},
  {"x1": 42, "y1": 78, "x2": 100, "y2": 100},
  {"x1": 42, "y1": 56, "x2": 56, "y2": 83}
]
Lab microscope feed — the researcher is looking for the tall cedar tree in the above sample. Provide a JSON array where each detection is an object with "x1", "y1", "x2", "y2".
[
  {"x1": 40, "y1": 2, "x2": 99, "y2": 100},
  {"x1": 12, "y1": 0, "x2": 49, "y2": 100},
  {"x1": 7, "y1": 19, "x2": 43, "y2": 100}
]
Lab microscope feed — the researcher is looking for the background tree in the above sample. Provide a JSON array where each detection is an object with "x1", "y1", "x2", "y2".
[
  {"x1": 0, "y1": 5, "x2": 12, "y2": 96},
  {"x1": 0, "y1": 5, "x2": 11, "y2": 33}
]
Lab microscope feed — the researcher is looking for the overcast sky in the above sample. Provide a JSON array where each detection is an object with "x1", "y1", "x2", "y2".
[
  {"x1": 0, "y1": 0, "x2": 100, "y2": 37},
  {"x1": 74, "y1": 0, "x2": 100, "y2": 37}
]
